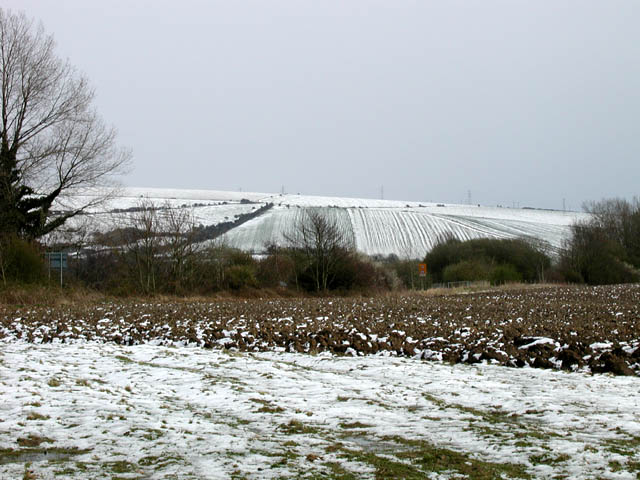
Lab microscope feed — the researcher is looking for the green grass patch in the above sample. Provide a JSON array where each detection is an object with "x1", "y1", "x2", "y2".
[
  {"x1": 103, "y1": 460, "x2": 137, "y2": 474},
  {"x1": 26, "y1": 412, "x2": 50, "y2": 421},
  {"x1": 422, "y1": 394, "x2": 561, "y2": 448},
  {"x1": 384, "y1": 436, "x2": 531, "y2": 479},
  {"x1": 602, "y1": 435, "x2": 640, "y2": 456},
  {"x1": 269, "y1": 449, "x2": 299, "y2": 469},
  {"x1": 339, "y1": 448, "x2": 427, "y2": 480},
  {"x1": 115, "y1": 355, "x2": 134, "y2": 364},
  {"x1": 250, "y1": 397, "x2": 285, "y2": 414},
  {"x1": 422, "y1": 392, "x2": 447, "y2": 409},
  {"x1": 339, "y1": 421, "x2": 371, "y2": 429},
  {"x1": 321, "y1": 462, "x2": 359, "y2": 480},
  {"x1": 138, "y1": 454, "x2": 183, "y2": 469},
  {"x1": 453, "y1": 403, "x2": 520, "y2": 426},
  {"x1": 17, "y1": 434, "x2": 54, "y2": 447},
  {"x1": 278, "y1": 419, "x2": 321, "y2": 435},
  {"x1": 529, "y1": 452, "x2": 570, "y2": 465},
  {"x1": 47, "y1": 378, "x2": 61, "y2": 387},
  {"x1": 628, "y1": 460, "x2": 640, "y2": 472},
  {"x1": 141, "y1": 428, "x2": 164, "y2": 441},
  {"x1": 0, "y1": 447, "x2": 90, "y2": 465},
  {"x1": 258, "y1": 405, "x2": 285, "y2": 414}
]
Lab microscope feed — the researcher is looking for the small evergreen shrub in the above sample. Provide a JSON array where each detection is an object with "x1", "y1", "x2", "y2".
[
  {"x1": 442, "y1": 260, "x2": 491, "y2": 283},
  {"x1": 490, "y1": 264, "x2": 522, "y2": 285},
  {"x1": 225, "y1": 265, "x2": 257, "y2": 290},
  {"x1": 0, "y1": 236, "x2": 45, "y2": 284}
]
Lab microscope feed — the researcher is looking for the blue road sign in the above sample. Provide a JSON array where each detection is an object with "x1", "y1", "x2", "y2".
[{"x1": 45, "y1": 252, "x2": 68, "y2": 270}]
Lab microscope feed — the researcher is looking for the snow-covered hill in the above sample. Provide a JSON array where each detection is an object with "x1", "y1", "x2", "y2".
[{"x1": 62, "y1": 187, "x2": 587, "y2": 257}]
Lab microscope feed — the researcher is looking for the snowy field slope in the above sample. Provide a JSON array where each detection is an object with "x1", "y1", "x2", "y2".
[
  {"x1": 2, "y1": 342, "x2": 639, "y2": 479},
  {"x1": 61, "y1": 187, "x2": 587, "y2": 257}
]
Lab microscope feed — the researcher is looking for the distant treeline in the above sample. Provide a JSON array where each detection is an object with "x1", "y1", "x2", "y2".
[
  {"x1": 1, "y1": 207, "x2": 398, "y2": 295},
  {"x1": 191, "y1": 202, "x2": 273, "y2": 242},
  {"x1": 93, "y1": 202, "x2": 274, "y2": 246},
  {"x1": 1, "y1": 198, "x2": 638, "y2": 295},
  {"x1": 420, "y1": 198, "x2": 640, "y2": 287}
]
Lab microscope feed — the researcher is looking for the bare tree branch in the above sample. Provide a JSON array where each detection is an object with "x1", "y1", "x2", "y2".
[
  {"x1": 285, "y1": 208, "x2": 353, "y2": 291},
  {"x1": 0, "y1": 8, "x2": 131, "y2": 239}
]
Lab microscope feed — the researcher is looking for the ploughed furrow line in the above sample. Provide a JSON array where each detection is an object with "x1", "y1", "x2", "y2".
[
  {"x1": 208, "y1": 203, "x2": 573, "y2": 257},
  {"x1": 2, "y1": 285, "x2": 639, "y2": 377}
]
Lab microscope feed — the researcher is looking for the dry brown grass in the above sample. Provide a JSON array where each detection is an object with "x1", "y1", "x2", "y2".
[
  {"x1": 0, "y1": 283, "x2": 385, "y2": 307},
  {"x1": 0, "y1": 285, "x2": 106, "y2": 307},
  {"x1": 0, "y1": 281, "x2": 578, "y2": 307},
  {"x1": 407, "y1": 282, "x2": 568, "y2": 298},
  {"x1": 0, "y1": 284, "x2": 305, "y2": 307}
]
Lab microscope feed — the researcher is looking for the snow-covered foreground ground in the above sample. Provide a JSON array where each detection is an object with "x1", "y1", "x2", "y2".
[{"x1": 2, "y1": 342, "x2": 639, "y2": 479}]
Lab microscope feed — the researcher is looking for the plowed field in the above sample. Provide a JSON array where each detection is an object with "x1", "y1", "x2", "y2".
[{"x1": 3, "y1": 284, "x2": 639, "y2": 376}]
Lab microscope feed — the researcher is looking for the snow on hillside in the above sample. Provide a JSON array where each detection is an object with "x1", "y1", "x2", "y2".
[
  {"x1": 220, "y1": 199, "x2": 582, "y2": 257},
  {"x1": 60, "y1": 187, "x2": 587, "y2": 257}
]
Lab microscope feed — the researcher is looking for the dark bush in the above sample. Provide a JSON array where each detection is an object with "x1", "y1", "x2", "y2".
[
  {"x1": 0, "y1": 236, "x2": 45, "y2": 284},
  {"x1": 560, "y1": 199, "x2": 640, "y2": 285},
  {"x1": 187, "y1": 245, "x2": 259, "y2": 293},
  {"x1": 72, "y1": 250, "x2": 127, "y2": 291},
  {"x1": 279, "y1": 246, "x2": 396, "y2": 294},
  {"x1": 256, "y1": 250, "x2": 295, "y2": 288},
  {"x1": 330, "y1": 253, "x2": 395, "y2": 292},
  {"x1": 389, "y1": 258, "x2": 428, "y2": 289},
  {"x1": 225, "y1": 265, "x2": 258, "y2": 290},
  {"x1": 442, "y1": 259, "x2": 491, "y2": 283},
  {"x1": 426, "y1": 236, "x2": 550, "y2": 284},
  {"x1": 490, "y1": 264, "x2": 522, "y2": 285}
]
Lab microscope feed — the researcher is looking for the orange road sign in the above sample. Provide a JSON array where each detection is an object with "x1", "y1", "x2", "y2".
[{"x1": 418, "y1": 263, "x2": 427, "y2": 277}]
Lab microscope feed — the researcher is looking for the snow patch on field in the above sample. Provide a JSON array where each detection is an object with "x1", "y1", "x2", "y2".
[{"x1": 2, "y1": 342, "x2": 639, "y2": 479}]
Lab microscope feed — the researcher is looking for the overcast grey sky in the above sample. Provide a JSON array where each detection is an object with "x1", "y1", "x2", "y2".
[{"x1": 8, "y1": 1, "x2": 640, "y2": 209}]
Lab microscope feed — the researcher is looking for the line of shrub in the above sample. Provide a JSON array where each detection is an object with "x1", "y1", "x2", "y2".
[
  {"x1": 424, "y1": 236, "x2": 551, "y2": 286},
  {"x1": 0, "y1": 243, "x2": 401, "y2": 297},
  {"x1": 4, "y1": 198, "x2": 638, "y2": 296},
  {"x1": 70, "y1": 244, "x2": 401, "y2": 296}
]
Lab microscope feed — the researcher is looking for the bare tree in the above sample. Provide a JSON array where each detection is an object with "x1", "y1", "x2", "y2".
[
  {"x1": 0, "y1": 9, "x2": 130, "y2": 240},
  {"x1": 285, "y1": 209, "x2": 352, "y2": 292},
  {"x1": 201, "y1": 236, "x2": 231, "y2": 290},
  {"x1": 120, "y1": 201, "x2": 160, "y2": 294},
  {"x1": 398, "y1": 242, "x2": 420, "y2": 289},
  {"x1": 560, "y1": 198, "x2": 640, "y2": 284},
  {"x1": 583, "y1": 198, "x2": 640, "y2": 264},
  {"x1": 162, "y1": 202, "x2": 199, "y2": 291}
]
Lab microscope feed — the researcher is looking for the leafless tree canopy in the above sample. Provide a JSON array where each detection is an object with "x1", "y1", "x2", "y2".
[
  {"x1": 583, "y1": 198, "x2": 640, "y2": 254},
  {"x1": 558, "y1": 197, "x2": 640, "y2": 285},
  {"x1": 0, "y1": 8, "x2": 130, "y2": 239},
  {"x1": 285, "y1": 208, "x2": 353, "y2": 291},
  {"x1": 104, "y1": 200, "x2": 201, "y2": 294}
]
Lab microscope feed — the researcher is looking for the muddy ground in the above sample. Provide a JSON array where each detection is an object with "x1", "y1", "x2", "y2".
[{"x1": 2, "y1": 284, "x2": 639, "y2": 376}]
